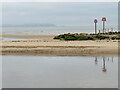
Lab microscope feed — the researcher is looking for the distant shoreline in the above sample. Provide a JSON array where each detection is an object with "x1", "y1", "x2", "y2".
[{"x1": 0, "y1": 34, "x2": 118, "y2": 56}]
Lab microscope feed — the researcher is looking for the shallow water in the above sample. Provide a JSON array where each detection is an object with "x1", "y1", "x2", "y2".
[
  {"x1": 2, "y1": 38, "x2": 27, "y2": 41},
  {"x1": 2, "y1": 56, "x2": 118, "y2": 88},
  {"x1": 2, "y1": 26, "x2": 93, "y2": 35}
]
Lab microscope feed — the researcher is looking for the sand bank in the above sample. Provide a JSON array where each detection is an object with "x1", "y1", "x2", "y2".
[{"x1": 0, "y1": 35, "x2": 118, "y2": 56}]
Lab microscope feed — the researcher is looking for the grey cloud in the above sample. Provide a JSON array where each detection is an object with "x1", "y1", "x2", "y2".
[{"x1": 2, "y1": 2, "x2": 118, "y2": 26}]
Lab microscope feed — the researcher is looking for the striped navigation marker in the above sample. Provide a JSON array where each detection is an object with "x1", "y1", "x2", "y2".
[
  {"x1": 94, "y1": 19, "x2": 98, "y2": 34},
  {"x1": 102, "y1": 17, "x2": 107, "y2": 33}
]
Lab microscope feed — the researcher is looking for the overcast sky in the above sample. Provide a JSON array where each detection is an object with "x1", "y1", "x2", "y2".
[{"x1": 1, "y1": 2, "x2": 118, "y2": 27}]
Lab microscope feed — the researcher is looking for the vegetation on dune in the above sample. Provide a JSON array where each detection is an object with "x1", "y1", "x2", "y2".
[{"x1": 54, "y1": 32, "x2": 120, "y2": 41}]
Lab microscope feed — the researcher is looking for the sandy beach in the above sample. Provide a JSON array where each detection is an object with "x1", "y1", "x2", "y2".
[{"x1": 0, "y1": 35, "x2": 118, "y2": 56}]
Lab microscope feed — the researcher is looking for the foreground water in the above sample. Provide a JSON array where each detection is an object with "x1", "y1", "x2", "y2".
[{"x1": 2, "y1": 56, "x2": 118, "y2": 88}]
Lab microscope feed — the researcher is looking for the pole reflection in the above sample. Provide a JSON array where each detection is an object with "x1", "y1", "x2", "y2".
[
  {"x1": 94, "y1": 56, "x2": 114, "y2": 73},
  {"x1": 112, "y1": 57, "x2": 113, "y2": 63},
  {"x1": 95, "y1": 57, "x2": 98, "y2": 64},
  {"x1": 102, "y1": 57, "x2": 107, "y2": 72},
  {"x1": 108, "y1": 57, "x2": 109, "y2": 61}
]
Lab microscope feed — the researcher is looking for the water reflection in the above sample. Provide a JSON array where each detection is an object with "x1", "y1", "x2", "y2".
[
  {"x1": 112, "y1": 57, "x2": 113, "y2": 63},
  {"x1": 94, "y1": 56, "x2": 114, "y2": 73},
  {"x1": 95, "y1": 57, "x2": 98, "y2": 64},
  {"x1": 2, "y1": 56, "x2": 117, "y2": 88},
  {"x1": 108, "y1": 57, "x2": 109, "y2": 61},
  {"x1": 102, "y1": 57, "x2": 106, "y2": 72}
]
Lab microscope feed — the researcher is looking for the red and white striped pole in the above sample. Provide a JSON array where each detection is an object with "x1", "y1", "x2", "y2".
[
  {"x1": 102, "y1": 17, "x2": 106, "y2": 33},
  {"x1": 94, "y1": 19, "x2": 98, "y2": 34}
]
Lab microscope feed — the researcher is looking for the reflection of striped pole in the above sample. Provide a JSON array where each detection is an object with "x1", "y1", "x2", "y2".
[
  {"x1": 102, "y1": 57, "x2": 107, "y2": 72},
  {"x1": 95, "y1": 57, "x2": 97, "y2": 64},
  {"x1": 112, "y1": 57, "x2": 113, "y2": 63}
]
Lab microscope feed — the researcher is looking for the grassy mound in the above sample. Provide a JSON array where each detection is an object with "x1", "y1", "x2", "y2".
[{"x1": 54, "y1": 32, "x2": 120, "y2": 41}]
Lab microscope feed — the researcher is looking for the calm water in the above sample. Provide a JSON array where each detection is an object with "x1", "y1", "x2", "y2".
[
  {"x1": 2, "y1": 38, "x2": 27, "y2": 41},
  {"x1": 1, "y1": 26, "x2": 118, "y2": 35},
  {"x1": 2, "y1": 26, "x2": 93, "y2": 35},
  {"x1": 2, "y1": 56, "x2": 118, "y2": 88}
]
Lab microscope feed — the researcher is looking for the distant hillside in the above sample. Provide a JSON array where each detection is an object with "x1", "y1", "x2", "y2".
[{"x1": 2, "y1": 24, "x2": 57, "y2": 27}]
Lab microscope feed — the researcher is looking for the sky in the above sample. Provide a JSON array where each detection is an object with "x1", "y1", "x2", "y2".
[
  {"x1": 1, "y1": 2, "x2": 118, "y2": 27},
  {"x1": 0, "y1": 0, "x2": 119, "y2": 2}
]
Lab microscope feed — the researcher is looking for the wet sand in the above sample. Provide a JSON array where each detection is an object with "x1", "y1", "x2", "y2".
[{"x1": 0, "y1": 35, "x2": 118, "y2": 56}]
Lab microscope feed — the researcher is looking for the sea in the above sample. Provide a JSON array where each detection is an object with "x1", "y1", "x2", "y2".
[
  {"x1": 1, "y1": 26, "x2": 118, "y2": 35},
  {"x1": 1, "y1": 26, "x2": 118, "y2": 88}
]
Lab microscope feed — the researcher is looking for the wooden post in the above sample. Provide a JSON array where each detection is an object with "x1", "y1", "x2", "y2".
[
  {"x1": 111, "y1": 28, "x2": 113, "y2": 34},
  {"x1": 105, "y1": 28, "x2": 106, "y2": 34},
  {"x1": 99, "y1": 30, "x2": 100, "y2": 34},
  {"x1": 108, "y1": 29, "x2": 109, "y2": 34}
]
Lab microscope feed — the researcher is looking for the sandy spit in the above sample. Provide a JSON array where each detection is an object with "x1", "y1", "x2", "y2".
[{"x1": 0, "y1": 35, "x2": 119, "y2": 56}]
